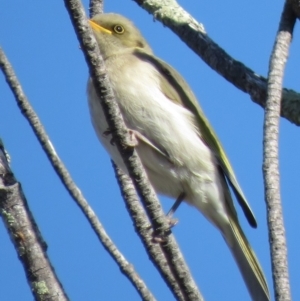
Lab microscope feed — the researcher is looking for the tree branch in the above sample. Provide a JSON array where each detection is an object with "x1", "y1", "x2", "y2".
[
  {"x1": 0, "y1": 140, "x2": 69, "y2": 301},
  {"x1": 288, "y1": 0, "x2": 300, "y2": 18},
  {"x1": 112, "y1": 163, "x2": 186, "y2": 301},
  {"x1": 263, "y1": 2, "x2": 295, "y2": 301},
  {"x1": 0, "y1": 48, "x2": 155, "y2": 301},
  {"x1": 63, "y1": 1, "x2": 203, "y2": 300},
  {"x1": 133, "y1": 0, "x2": 300, "y2": 126},
  {"x1": 89, "y1": 0, "x2": 103, "y2": 17}
]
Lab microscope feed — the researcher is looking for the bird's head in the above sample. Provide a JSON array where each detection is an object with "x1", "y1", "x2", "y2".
[{"x1": 89, "y1": 13, "x2": 152, "y2": 59}]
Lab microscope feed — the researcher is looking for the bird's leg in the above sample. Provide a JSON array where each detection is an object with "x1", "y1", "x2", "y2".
[
  {"x1": 152, "y1": 192, "x2": 186, "y2": 243},
  {"x1": 166, "y1": 192, "x2": 185, "y2": 227}
]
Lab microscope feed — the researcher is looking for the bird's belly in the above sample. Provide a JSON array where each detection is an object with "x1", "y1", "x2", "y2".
[{"x1": 87, "y1": 78, "x2": 220, "y2": 204}]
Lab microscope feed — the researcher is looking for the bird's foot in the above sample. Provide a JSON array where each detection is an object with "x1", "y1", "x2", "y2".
[
  {"x1": 126, "y1": 129, "x2": 139, "y2": 148},
  {"x1": 102, "y1": 128, "x2": 112, "y2": 137},
  {"x1": 166, "y1": 216, "x2": 179, "y2": 228},
  {"x1": 150, "y1": 217, "x2": 178, "y2": 243},
  {"x1": 102, "y1": 128, "x2": 116, "y2": 145},
  {"x1": 102, "y1": 128, "x2": 139, "y2": 147}
]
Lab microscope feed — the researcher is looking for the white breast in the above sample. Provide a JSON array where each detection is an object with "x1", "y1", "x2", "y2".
[{"x1": 87, "y1": 54, "x2": 217, "y2": 200}]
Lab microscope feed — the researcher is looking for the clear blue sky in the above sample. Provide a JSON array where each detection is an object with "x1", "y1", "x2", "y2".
[{"x1": 0, "y1": 1, "x2": 299, "y2": 300}]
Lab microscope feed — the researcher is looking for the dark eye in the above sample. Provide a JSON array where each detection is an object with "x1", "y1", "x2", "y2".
[{"x1": 113, "y1": 25, "x2": 125, "y2": 34}]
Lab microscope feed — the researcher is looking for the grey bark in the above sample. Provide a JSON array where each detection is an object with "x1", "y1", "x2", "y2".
[
  {"x1": 0, "y1": 139, "x2": 69, "y2": 301},
  {"x1": 263, "y1": 2, "x2": 295, "y2": 301}
]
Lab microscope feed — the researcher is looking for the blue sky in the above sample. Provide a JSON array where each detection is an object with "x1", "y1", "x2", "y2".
[{"x1": 0, "y1": 1, "x2": 299, "y2": 300}]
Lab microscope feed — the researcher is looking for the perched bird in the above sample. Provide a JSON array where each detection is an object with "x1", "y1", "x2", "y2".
[{"x1": 87, "y1": 13, "x2": 270, "y2": 301}]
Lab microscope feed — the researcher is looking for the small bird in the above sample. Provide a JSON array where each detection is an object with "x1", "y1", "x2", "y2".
[{"x1": 87, "y1": 13, "x2": 270, "y2": 301}]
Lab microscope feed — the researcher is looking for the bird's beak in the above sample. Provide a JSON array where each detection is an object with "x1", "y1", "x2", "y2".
[{"x1": 89, "y1": 20, "x2": 112, "y2": 35}]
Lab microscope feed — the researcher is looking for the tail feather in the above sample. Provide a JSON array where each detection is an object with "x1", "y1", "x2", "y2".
[{"x1": 225, "y1": 217, "x2": 270, "y2": 301}]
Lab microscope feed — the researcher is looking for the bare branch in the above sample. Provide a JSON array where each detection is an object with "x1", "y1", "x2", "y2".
[
  {"x1": 89, "y1": 0, "x2": 103, "y2": 17},
  {"x1": 132, "y1": 0, "x2": 300, "y2": 126},
  {"x1": 112, "y1": 163, "x2": 185, "y2": 301},
  {"x1": 263, "y1": 3, "x2": 296, "y2": 301},
  {"x1": 0, "y1": 140, "x2": 69, "y2": 301},
  {"x1": 63, "y1": 1, "x2": 203, "y2": 300},
  {"x1": 0, "y1": 48, "x2": 155, "y2": 301},
  {"x1": 288, "y1": 0, "x2": 300, "y2": 18}
]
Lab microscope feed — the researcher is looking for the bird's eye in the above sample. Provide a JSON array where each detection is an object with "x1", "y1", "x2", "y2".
[{"x1": 113, "y1": 25, "x2": 125, "y2": 34}]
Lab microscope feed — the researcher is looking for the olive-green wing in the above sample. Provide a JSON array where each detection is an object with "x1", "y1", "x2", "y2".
[{"x1": 134, "y1": 49, "x2": 257, "y2": 227}]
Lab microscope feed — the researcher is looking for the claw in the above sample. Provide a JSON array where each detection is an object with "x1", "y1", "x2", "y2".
[
  {"x1": 152, "y1": 235, "x2": 165, "y2": 243},
  {"x1": 102, "y1": 128, "x2": 112, "y2": 137},
  {"x1": 166, "y1": 217, "x2": 179, "y2": 228},
  {"x1": 127, "y1": 129, "x2": 139, "y2": 147}
]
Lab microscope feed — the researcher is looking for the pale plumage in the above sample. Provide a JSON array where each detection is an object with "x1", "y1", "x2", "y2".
[{"x1": 87, "y1": 13, "x2": 270, "y2": 301}]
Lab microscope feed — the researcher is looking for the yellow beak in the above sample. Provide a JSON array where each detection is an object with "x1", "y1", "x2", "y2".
[{"x1": 89, "y1": 20, "x2": 112, "y2": 34}]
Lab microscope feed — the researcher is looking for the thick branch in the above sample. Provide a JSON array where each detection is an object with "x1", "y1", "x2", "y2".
[
  {"x1": 63, "y1": 1, "x2": 203, "y2": 300},
  {"x1": 0, "y1": 48, "x2": 154, "y2": 301},
  {"x1": 133, "y1": 0, "x2": 300, "y2": 126},
  {"x1": 263, "y1": 3, "x2": 295, "y2": 301},
  {"x1": 0, "y1": 140, "x2": 69, "y2": 301}
]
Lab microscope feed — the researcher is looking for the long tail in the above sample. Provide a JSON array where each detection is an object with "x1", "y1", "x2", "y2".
[{"x1": 224, "y1": 217, "x2": 270, "y2": 301}]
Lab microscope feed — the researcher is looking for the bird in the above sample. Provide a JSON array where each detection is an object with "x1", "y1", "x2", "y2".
[{"x1": 87, "y1": 13, "x2": 270, "y2": 301}]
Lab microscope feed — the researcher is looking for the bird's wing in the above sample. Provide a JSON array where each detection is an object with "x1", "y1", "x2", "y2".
[{"x1": 134, "y1": 49, "x2": 257, "y2": 228}]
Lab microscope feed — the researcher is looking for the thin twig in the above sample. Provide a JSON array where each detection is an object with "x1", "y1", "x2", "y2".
[
  {"x1": 112, "y1": 163, "x2": 185, "y2": 301},
  {"x1": 0, "y1": 48, "x2": 155, "y2": 301},
  {"x1": 133, "y1": 0, "x2": 300, "y2": 126},
  {"x1": 263, "y1": 2, "x2": 295, "y2": 301},
  {"x1": 63, "y1": 1, "x2": 203, "y2": 300},
  {"x1": 0, "y1": 140, "x2": 69, "y2": 301},
  {"x1": 287, "y1": 0, "x2": 300, "y2": 18}
]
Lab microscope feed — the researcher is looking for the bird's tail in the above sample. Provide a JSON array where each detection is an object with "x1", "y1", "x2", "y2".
[{"x1": 224, "y1": 217, "x2": 270, "y2": 301}]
